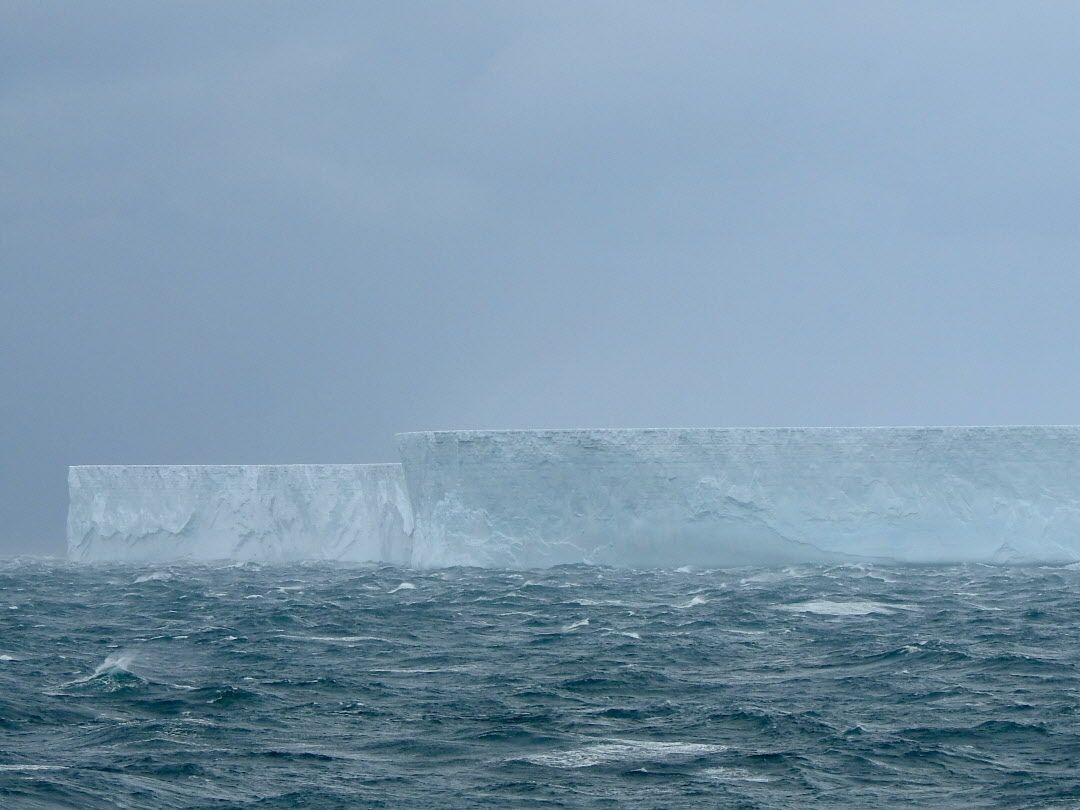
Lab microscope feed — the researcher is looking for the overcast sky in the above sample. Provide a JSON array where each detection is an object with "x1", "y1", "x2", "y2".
[{"x1": 4, "y1": 2, "x2": 1080, "y2": 555}]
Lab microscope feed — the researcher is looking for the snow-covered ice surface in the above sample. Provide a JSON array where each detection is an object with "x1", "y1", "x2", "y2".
[
  {"x1": 67, "y1": 464, "x2": 413, "y2": 562},
  {"x1": 397, "y1": 427, "x2": 1080, "y2": 568}
]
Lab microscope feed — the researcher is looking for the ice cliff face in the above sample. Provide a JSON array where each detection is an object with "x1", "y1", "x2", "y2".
[
  {"x1": 69, "y1": 428, "x2": 1080, "y2": 567},
  {"x1": 67, "y1": 464, "x2": 413, "y2": 563},
  {"x1": 396, "y1": 428, "x2": 1080, "y2": 568}
]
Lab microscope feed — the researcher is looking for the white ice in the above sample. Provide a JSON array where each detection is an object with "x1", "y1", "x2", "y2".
[
  {"x1": 67, "y1": 464, "x2": 413, "y2": 563},
  {"x1": 69, "y1": 427, "x2": 1080, "y2": 568},
  {"x1": 397, "y1": 427, "x2": 1080, "y2": 568}
]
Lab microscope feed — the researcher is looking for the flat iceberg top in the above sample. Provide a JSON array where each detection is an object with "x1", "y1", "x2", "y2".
[
  {"x1": 397, "y1": 426, "x2": 1080, "y2": 446},
  {"x1": 397, "y1": 425, "x2": 1080, "y2": 436},
  {"x1": 69, "y1": 463, "x2": 402, "y2": 471}
]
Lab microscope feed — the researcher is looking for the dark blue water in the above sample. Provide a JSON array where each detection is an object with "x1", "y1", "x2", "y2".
[{"x1": 2, "y1": 560, "x2": 1079, "y2": 808}]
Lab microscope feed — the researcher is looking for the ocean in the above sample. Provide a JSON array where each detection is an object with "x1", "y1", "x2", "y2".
[{"x1": 1, "y1": 559, "x2": 1078, "y2": 808}]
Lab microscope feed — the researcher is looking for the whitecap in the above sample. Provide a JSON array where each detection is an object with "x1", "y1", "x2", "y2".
[
  {"x1": 388, "y1": 582, "x2": 416, "y2": 593},
  {"x1": 286, "y1": 635, "x2": 390, "y2": 644},
  {"x1": 722, "y1": 628, "x2": 767, "y2": 636},
  {"x1": 562, "y1": 618, "x2": 590, "y2": 632},
  {"x1": 133, "y1": 571, "x2": 171, "y2": 584},
  {"x1": 740, "y1": 567, "x2": 808, "y2": 585},
  {"x1": 67, "y1": 651, "x2": 141, "y2": 685},
  {"x1": 91, "y1": 651, "x2": 138, "y2": 678},
  {"x1": 778, "y1": 600, "x2": 912, "y2": 616},
  {"x1": 699, "y1": 766, "x2": 772, "y2": 783},
  {"x1": 676, "y1": 595, "x2": 709, "y2": 609},
  {"x1": 0, "y1": 765, "x2": 66, "y2": 772},
  {"x1": 0, "y1": 654, "x2": 16, "y2": 661},
  {"x1": 517, "y1": 739, "x2": 726, "y2": 768}
]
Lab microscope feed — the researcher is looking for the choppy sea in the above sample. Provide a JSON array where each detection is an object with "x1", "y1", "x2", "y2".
[{"x1": 2, "y1": 560, "x2": 1080, "y2": 808}]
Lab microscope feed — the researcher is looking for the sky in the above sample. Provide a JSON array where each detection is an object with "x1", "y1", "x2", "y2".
[{"x1": 4, "y1": 2, "x2": 1080, "y2": 555}]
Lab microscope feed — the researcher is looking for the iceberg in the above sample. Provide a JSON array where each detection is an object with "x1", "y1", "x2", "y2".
[
  {"x1": 67, "y1": 464, "x2": 413, "y2": 562},
  {"x1": 396, "y1": 428, "x2": 1080, "y2": 568},
  {"x1": 68, "y1": 427, "x2": 1080, "y2": 567}
]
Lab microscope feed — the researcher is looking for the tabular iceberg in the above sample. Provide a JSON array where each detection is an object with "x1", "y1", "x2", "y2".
[
  {"x1": 397, "y1": 427, "x2": 1080, "y2": 568},
  {"x1": 68, "y1": 427, "x2": 1080, "y2": 567},
  {"x1": 67, "y1": 464, "x2": 413, "y2": 563}
]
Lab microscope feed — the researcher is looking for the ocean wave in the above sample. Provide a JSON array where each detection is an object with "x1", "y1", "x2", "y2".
[{"x1": 3, "y1": 559, "x2": 1080, "y2": 807}]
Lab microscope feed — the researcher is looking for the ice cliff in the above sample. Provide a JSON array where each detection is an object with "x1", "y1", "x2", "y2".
[
  {"x1": 69, "y1": 427, "x2": 1080, "y2": 567},
  {"x1": 396, "y1": 427, "x2": 1080, "y2": 568},
  {"x1": 67, "y1": 464, "x2": 413, "y2": 562}
]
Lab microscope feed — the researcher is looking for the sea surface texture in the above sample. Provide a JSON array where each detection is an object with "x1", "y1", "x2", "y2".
[{"x1": 2, "y1": 559, "x2": 1079, "y2": 808}]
